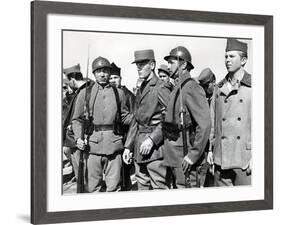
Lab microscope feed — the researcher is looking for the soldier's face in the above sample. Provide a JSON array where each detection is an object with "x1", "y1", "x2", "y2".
[
  {"x1": 158, "y1": 71, "x2": 170, "y2": 83},
  {"x1": 62, "y1": 85, "x2": 68, "y2": 99},
  {"x1": 109, "y1": 74, "x2": 121, "y2": 88},
  {"x1": 94, "y1": 68, "x2": 111, "y2": 85},
  {"x1": 136, "y1": 60, "x2": 154, "y2": 80},
  {"x1": 167, "y1": 58, "x2": 180, "y2": 79},
  {"x1": 225, "y1": 51, "x2": 247, "y2": 73},
  {"x1": 68, "y1": 78, "x2": 77, "y2": 90},
  {"x1": 203, "y1": 80, "x2": 216, "y2": 95}
]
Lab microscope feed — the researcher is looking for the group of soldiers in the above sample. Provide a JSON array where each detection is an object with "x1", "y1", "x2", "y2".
[{"x1": 62, "y1": 37, "x2": 252, "y2": 193}]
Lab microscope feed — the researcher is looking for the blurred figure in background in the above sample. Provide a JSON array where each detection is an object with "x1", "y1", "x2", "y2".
[
  {"x1": 110, "y1": 62, "x2": 136, "y2": 191},
  {"x1": 62, "y1": 64, "x2": 92, "y2": 184},
  {"x1": 197, "y1": 67, "x2": 217, "y2": 187},
  {"x1": 157, "y1": 64, "x2": 174, "y2": 91}
]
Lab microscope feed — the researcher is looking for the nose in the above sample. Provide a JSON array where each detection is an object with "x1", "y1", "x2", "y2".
[
  {"x1": 225, "y1": 56, "x2": 230, "y2": 62},
  {"x1": 167, "y1": 64, "x2": 171, "y2": 71}
]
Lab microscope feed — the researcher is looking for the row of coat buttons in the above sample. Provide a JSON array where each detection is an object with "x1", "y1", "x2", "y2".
[
  {"x1": 221, "y1": 136, "x2": 240, "y2": 140},
  {"x1": 222, "y1": 117, "x2": 241, "y2": 121},
  {"x1": 224, "y1": 99, "x2": 243, "y2": 103}
]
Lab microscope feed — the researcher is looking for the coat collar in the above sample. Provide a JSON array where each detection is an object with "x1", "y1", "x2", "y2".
[
  {"x1": 178, "y1": 70, "x2": 191, "y2": 85},
  {"x1": 218, "y1": 70, "x2": 251, "y2": 88},
  {"x1": 137, "y1": 73, "x2": 158, "y2": 102},
  {"x1": 240, "y1": 71, "x2": 251, "y2": 87}
]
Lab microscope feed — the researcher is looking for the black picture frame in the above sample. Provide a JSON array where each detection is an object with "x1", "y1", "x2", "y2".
[{"x1": 31, "y1": 0, "x2": 273, "y2": 224}]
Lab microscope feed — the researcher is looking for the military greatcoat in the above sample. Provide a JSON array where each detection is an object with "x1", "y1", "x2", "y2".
[
  {"x1": 131, "y1": 73, "x2": 171, "y2": 164},
  {"x1": 210, "y1": 72, "x2": 252, "y2": 170},
  {"x1": 163, "y1": 71, "x2": 211, "y2": 168}
]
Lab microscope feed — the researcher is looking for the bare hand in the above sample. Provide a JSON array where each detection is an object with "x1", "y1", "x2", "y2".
[
  {"x1": 76, "y1": 138, "x2": 86, "y2": 151},
  {"x1": 182, "y1": 155, "x2": 193, "y2": 174},
  {"x1": 140, "y1": 137, "x2": 154, "y2": 155},
  {"x1": 246, "y1": 159, "x2": 252, "y2": 175},
  {"x1": 122, "y1": 148, "x2": 133, "y2": 165},
  {"x1": 63, "y1": 146, "x2": 71, "y2": 160},
  {"x1": 207, "y1": 151, "x2": 214, "y2": 165}
]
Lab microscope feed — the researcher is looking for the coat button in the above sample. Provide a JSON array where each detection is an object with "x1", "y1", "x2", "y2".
[
  {"x1": 240, "y1": 99, "x2": 243, "y2": 103},
  {"x1": 221, "y1": 136, "x2": 226, "y2": 139},
  {"x1": 237, "y1": 136, "x2": 240, "y2": 140},
  {"x1": 237, "y1": 117, "x2": 241, "y2": 121},
  {"x1": 224, "y1": 99, "x2": 228, "y2": 103},
  {"x1": 222, "y1": 118, "x2": 226, "y2": 121}
]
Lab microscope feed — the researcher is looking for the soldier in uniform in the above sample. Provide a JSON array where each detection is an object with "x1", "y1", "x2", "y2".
[
  {"x1": 62, "y1": 64, "x2": 92, "y2": 181},
  {"x1": 110, "y1": 62, "x2": 135, "y2": 111},
  {"x1": 162, "y1": 46, "x2": 211, "y2": 188},
  {"x1": 157, "y1": 64, "x2": 174, "y2": 91},
  {"x1": 62, "y1": 78, "x2": 71, "y2": 123},
  {"x1": 197, "y1": 68, "x2": 217, "y2": 187},
  {"x1": 71, "y1": 56, "x2": 136, "y2": 192},
  {"x1": 123, "y1": 49, "x2": 171, "y2": 190},
  {"x1": 109, "y1": 62, "x2": 136, "y2": 190},
  {"x1": 198, "y1": 68, "x2": 216, "y2": 106},
  {"x1": 207, "y1": 38, "x2": 252, "y2": 186}
]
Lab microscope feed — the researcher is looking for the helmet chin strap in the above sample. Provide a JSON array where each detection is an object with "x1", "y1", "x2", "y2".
[{"x1": 171, "y1": 64, "x2": 181, "y2": 80}]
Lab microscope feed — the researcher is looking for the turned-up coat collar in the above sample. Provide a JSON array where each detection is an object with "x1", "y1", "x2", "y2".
[
  {"x1": 218, "y1": 71, "x2": 252, "y2": 88},
  {"x1": 138, "y1": 72, "x2": 158, "y2": 102}
]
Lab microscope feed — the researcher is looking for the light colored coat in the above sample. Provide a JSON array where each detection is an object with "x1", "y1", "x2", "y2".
[{"x1": 210, "y1": 71, "x2": 252, "y2": 170}]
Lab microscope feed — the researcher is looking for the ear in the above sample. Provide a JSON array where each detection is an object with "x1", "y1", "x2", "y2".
[
  {"x1": 241, "y1": 57, "x2": 247, "y2": 67},
  {"x1": 150, "y1": 61, "x2": 156, "y2": 70},
  {"x1": 180, "y1": 61, "x2": 188, "y2": 70}
]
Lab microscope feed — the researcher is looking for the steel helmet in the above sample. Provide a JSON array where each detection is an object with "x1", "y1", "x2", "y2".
[
  {"x1": 164, "y1": 46, "x2": 194, "y2": 70},
  {"x1": 92, "y1": 56, "x2": 112, "y2": 73}
]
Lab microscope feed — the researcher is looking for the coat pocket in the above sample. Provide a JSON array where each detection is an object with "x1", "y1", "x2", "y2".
[
  {"x1": 246, "y1": 141, "x2": 251, "y2": 150},
  {"x1": 112, "y1": 135, "x2": 123, "y2": 143},
  {"x1": 88, "y1": 132, "x2": 101, "y2": 143}
]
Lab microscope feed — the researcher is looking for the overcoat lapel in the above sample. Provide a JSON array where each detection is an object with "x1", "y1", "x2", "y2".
[{"x1": 139, "y1": 74, "x2": 158, "y2": 102}]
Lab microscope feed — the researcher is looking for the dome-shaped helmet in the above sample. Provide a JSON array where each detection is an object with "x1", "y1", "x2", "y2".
[
  {"x1": 164, "y1": 46, "x2": 194, "y2": 70},
  {"x1": 92, "y1": 56, "x2": 111, "y2": 73}
]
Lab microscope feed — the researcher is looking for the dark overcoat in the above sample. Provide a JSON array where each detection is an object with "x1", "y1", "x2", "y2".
[
  {"x1": 130, "y1": 73, "x2": 171, "y2": 163},
  {"x1": 163, "y1": 71, "x2": 212, "y2": 167}
]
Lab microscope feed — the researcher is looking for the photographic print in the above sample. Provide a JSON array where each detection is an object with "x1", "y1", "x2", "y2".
[
  {"x1": 61, "y1": 30, "x2": 253, "y2": 194},
  {"x1": 31, "y1": 1, "x2": 273, "y2": 224}
]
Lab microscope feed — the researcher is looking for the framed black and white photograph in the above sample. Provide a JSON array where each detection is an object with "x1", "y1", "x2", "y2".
[{"x1": 31, "y1": 1, "x2": 273, "y2": 224}]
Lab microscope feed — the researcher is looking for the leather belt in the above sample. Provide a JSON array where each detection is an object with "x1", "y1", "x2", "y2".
[
  {"x1": 93, "y1": 124, "x2": 115, "y2": 132},
  {"x1": 138, "y1": 125, "x2": 156, "y2": 133}
]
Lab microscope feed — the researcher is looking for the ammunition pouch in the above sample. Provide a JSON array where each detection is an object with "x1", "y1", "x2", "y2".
[
  {"x1": 84, "y1": 119, "x2": 94, "y2": 136},
  {"x1": 162, "y1": 121, "x2": 181, "y2": 141},
  {"x1": 64, "y1": 127, "x2": 76, "y2": 148},
  {"x1": 114, "y1": 122, "x2": 125, "y2": 136}
]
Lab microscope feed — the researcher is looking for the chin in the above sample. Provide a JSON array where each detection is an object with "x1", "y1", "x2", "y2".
[{"x1": 98, "y1": 81, "x2": 108, "y2": 85}]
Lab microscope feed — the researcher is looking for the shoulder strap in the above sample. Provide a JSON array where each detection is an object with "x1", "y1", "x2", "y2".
[
  {"x1": 172, "y1": 78, "x2": 194, "y2": 121},
  {"x1": 111, "y1": 86, "x2": 121, "y2": 123},
  {"x1": 84, "y1": 82, "x2": 94, "y2": 119}
]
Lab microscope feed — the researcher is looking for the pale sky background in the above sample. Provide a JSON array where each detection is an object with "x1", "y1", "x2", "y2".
[{"x1": 63, "y1": 30, "x2": 252, "y2": 91}]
